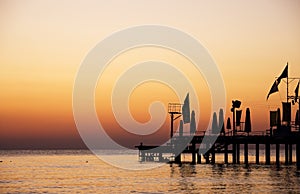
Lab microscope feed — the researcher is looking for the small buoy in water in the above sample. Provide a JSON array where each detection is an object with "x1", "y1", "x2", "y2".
[
  {"x1": 86, "y1": 161, "x2": 88, "y2": 163},
  {"x1": 0, "y1": 161, "x2": 3, "y2": 163}
]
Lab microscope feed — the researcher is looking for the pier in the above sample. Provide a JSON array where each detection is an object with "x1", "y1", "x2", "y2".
[
  {"x1": 136, "y1": 131, "x2": 300, "y2": 168},
  {"x1": 136, "y1": 64, "x2": 300, "y2": 168}
]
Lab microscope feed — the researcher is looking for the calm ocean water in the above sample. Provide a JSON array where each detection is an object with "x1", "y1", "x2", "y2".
[{"x1": 1, "y1": 149, "x2": 300, "y2": 193}]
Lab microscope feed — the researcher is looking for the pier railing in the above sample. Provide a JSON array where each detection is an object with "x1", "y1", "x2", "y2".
[{"x1": 173, "y1": 130, "x2": 268, "y2": 137}]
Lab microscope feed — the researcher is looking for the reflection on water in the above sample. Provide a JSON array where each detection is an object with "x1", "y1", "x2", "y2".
[
  {"x1": 170, "y1": 164, "x2": 300, "y2": 193},
  {"x1": 0, "y1": 150, "x2": 300, "y2": 193}
]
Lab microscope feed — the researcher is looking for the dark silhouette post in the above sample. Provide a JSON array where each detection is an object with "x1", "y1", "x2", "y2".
[
  {"x1": 236, "y1": 144, "x2": 240, "y2": 164},
  {"x1": 244, "y1": 143, "x2": 248, "y2": 165},
  {"x1": 297, "y1": 143, "x2": 300, "y2": 169},
  {"x1": 266, "y1": 143, "x2": 271, "y2": 165},
  {"x1": 175, "y1": 154, "x2": 181, "y2": 164},
  {"x1": 197, "y1": 152, "x2": 201, "y2": 164},
  {"x1": 211, "y1": 144, "x2": 215, "y2": 164},
  {"x1": 168, "y1": 103, "x2": 183, "y2": 164},
  {"x1": 170, "y1": 113, "x2": 174, "y2": 139},
  {"x1": 232, "y1": 143, "x2": 237, "y2": 164},
  {"x1": 224, "y1": 143, "x2": 228, "y2": 164},
  {"x1": 289, "y1": 143, "x2": 293, "y2": 164},
  {"x1": 233, "y1": 109, "x2": 236, "y2": 136},
  {"x1": 276, "y1": 144, "x2": 280, "y2": 167},
  {"x1": 256, "y1": 144, "x2": 260, "y2": 164},
  {"x1": 192, "y1": 142, "x2": 196, "y2": 165},
  {"x1": 285, "y1": 143, "x2": 289, "y2": 165},
  {"x1": 205, "y1": 152, "x2": 210, "y2": 164}
]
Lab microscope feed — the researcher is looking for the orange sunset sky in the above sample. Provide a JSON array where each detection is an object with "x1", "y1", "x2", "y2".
[{"x1": 1, "y1": 0, "x2": 300, "y2": 149}]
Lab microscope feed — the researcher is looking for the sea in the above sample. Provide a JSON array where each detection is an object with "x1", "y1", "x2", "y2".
[{"x1": 1, "y1": 149, "x2": 300, "y2": 193}]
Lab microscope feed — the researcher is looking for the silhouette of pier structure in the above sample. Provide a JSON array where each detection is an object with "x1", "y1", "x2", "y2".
[
  {"x1": 136, "y1": 131, "x2": 300, "y2": 166},
  {"x1": 136, "y1": 64, "x2": 300, "y2": 168}
]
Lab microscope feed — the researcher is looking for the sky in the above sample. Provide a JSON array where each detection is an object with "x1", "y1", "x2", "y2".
[{"x1": 0, "y1": 0, "x2": 300, "y2": 149}]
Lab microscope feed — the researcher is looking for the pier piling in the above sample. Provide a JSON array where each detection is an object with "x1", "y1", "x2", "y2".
[
  {"x1": 211, "y1": 144, "x2": 215, "y2": 164},
  {"x1": 285, "y1": 144, "x2": 289, "y2": 165},
  {"x1": 289, "y1": 144, "x2": 293, "y2": 164},
  {"x1": 256, "y1": 144, "x2": 260, "y2": 164},
  {"x1": 224, "y1": 143, "x2": 228, "y2": 164},
  {"x1": 197, "y1": 152, "x2": 201, "y2": 164},
  {"x1": 297, "y1": 143, "x2": 300, "y2": 168},
  {"x1": 192, "y1": 142, "x2": 196, "y2": 165},
  {"x1": 237, "y1": 144, "x2": 240, "y2": 164},
  {"x1": 276, "y1": 144, "x2": 280, "y2": 167},
  {"x1": 232, "y1": 143, "x2": 236, "y2": 164},
  {"x1": 175, "y1": 154, "x2": 181, "y2": 164},
  {"x1": 244, "y1": 143, "x2": 248, "y2": 165},
  {"x1": 265, "y1": 143, "x2": 271, "y2": 165}
]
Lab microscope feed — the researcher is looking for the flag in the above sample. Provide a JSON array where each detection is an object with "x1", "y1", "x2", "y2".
[
  {"x1": 282, "y1": 102, "x2": 291, "y2": 122},
  {"x1": 278, "y1": 64, "x2": 288, "y2": 81},
  {"x1": 266, "y1": 64, "x2": 288, "y2": 100},
  {"x1": 182, "y1": 93, "x2": 190, "y2": 123},
  {"x1": 269, "y1": 111, "x2": 277, "y2": 127},
  {"x1": 295, "y1": 81, "x2": 299, "y2": 103},
  {"x1": 267, "y1": 80, "x2": 279, "y2": 100}
]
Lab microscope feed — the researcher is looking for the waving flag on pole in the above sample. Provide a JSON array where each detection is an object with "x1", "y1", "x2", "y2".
[
  {"x1": 267, "y1": 80, "x2": 279, "y2": 100},
  {"x1": 278, "y1": 64, "x2": 288, "y2": 81},
  {"x1": 182, "y1": 93, "x2": 190, "y2": 124},
  {"x1": 295, "y1": 81, "x2": 299, "y2": 103},
  {"x1": 267, "y1": 64, "x2": 288, "y2": 100}
]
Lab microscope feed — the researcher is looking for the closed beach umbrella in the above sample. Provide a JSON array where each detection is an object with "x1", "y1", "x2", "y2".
[
  {"x1": 219, "y1": 109, "x2": 225, "y2": 134},
  {"x1": 245, "y1": 108, "x2": 251, "y2": 133},
  {"x1": 179, "y1": 120, "x2": 183, "y2": 136},
  {"x1": 212, "y1": 112, "x2": 218, "y2": 134},
  {"x1": 190, "y1": 111, "x2": 196, "y2": 135},
  {"x1": 277, "y1": 108, "x2": 281, "y2": 128},
  {"x1": 226, "y1": 117, "x2": 231, "y2": 130}
]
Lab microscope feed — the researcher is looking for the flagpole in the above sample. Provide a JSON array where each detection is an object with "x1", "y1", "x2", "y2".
[
  {"x1": 298, "y1": 81, "x2": 300, "y2": 131},
  {"x1": 287, "y1": 62, "x2": 289, "y2": 103}
]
